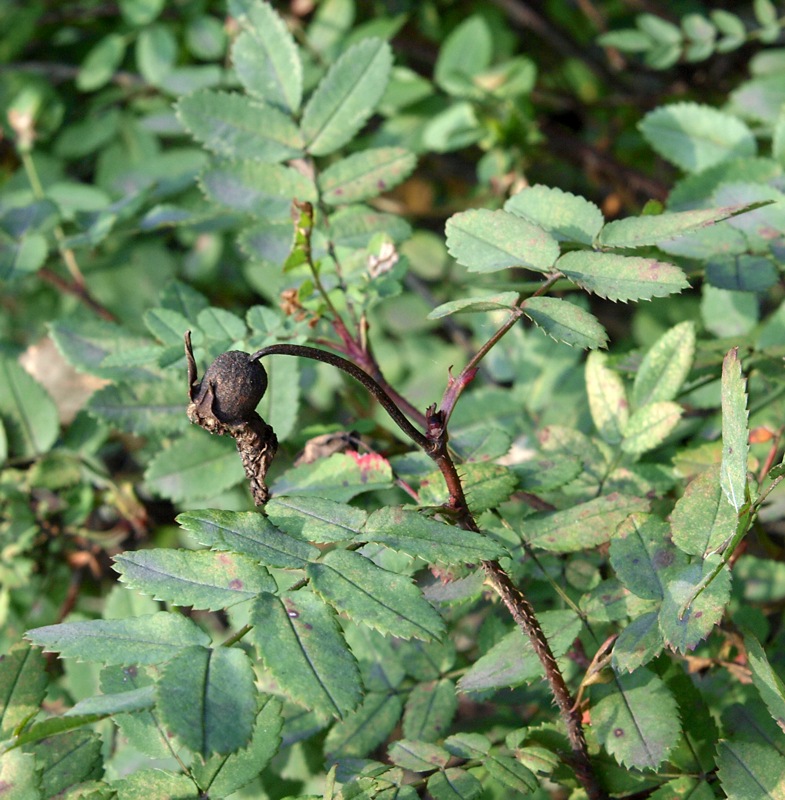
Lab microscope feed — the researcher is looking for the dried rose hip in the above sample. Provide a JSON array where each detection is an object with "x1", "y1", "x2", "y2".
[{"x1": 194, "y1": 350, "x2": 268, "y2": 423}]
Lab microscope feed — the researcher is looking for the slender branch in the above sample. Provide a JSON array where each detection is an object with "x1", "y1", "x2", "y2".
[
  {"x1": 251, "y1": 344, "x2": 431, "y2": 451},
  {"x1": 439, "y1": 274, "x2": 561, "y2": 427}
]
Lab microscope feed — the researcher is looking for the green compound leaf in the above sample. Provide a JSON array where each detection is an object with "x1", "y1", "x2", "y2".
[
  {"x1": 522, "y1": 296, "x2": 608, "y2": 349},
  {"x1": 586, "y1": 351, "x2": 629, "y2": 445},
  {"x1": 0, "y1": 644, "x2": 48, "y2": 737},
  {"x1": 301, "y1": 38, "x2": 392, "y2": 156},
  {"x1": 307, "y1": 549, "x2": 445, "y2": 641},
  {"x1": 144, "y1": 432, "x2": 246, "y2": 503},
  {"x1": 597, "y1": 205, "x2": 756, "y2": 248},
  {"x1": 388, "y1": 739, "x2": 451, "y2": 772},
  {"x1": 612, "y1": 611, "x2": 664, "y2": 673},
  {"x1": 230, "y1": 0, "x2": 302, "y2": 113},
  {"x1": 458, "y1": 609, "x2": 582, "y2": 691},
  {"x1": 525, "y1": 493, "x2": 649, "y2": 553},
  {"x1": 363, "y1": 506, "x2": 506, "y2": 564},
  {"x1": 200, "y1": 160, "x2": 316, "y2": 217},
  {"x1": 176, "y1": 90, "x2": 303, "y2": 162},
  {"x1": 251, "y1": 590, "x2": 361, "y2": 718},
  {"x1": 720, "y1": 348, "x2": 749, "y2": 512},
  {"x1": 659, "y1": 557, "x2": 731, "y2": 652},
  {"x1": 0, "y1": 356, "x2": 59, "y2": 459},
  {"x1": 610, "y1": 513, "x2": 687, "y2": 601},
  {"x1": 445, "y1": 209, "x2": 560, "y2": 274},
  {"x1": 177, "y1": 508, "x2": 319, "y2": 568},
  {"x1": 318, "y1": 147, "x2": 416, "y2": 206},
  {"x1": 716, "y1": 739, "x2": 785, "y2": 800},
  {"x1": 744, "y1": 631, "x2": 785, "y2": 732},
  {"x1": 639, "y1": 103, "x2": 756, "y2": 173},
  {"x1": 113, "y1": 549, "x2": 277, "y2": 611},
  {"x1": 66, "y1": 685, "x2": 156, "y2": 718},
  {"x1": 556, "y1": 251, "x2": 689, "y2": 302},
  {"x1": 621, "y1": 401, "x2": 683, "y2": 455},
  {"x1": 426, "y1": 767, "x2": 483, "y2": 800},
  {"x1": 671, "y1": 464, "x2": 737, "y2": 556},
  {"x1": 27, "y1": 613, "x2": 211, "y2": 665},
  {"x1": 402, "y1": 679, "x2": 457, "y2": 742},
  {"x1": 324, "y1": 692, "x2": 403, "y2": 760},
  {"x1": 504, "y1": 184, "x2": 604, "y2": 245},
  {"x1": 192, "y1": 697, "x2": 282, "y2": 798},
  {"x1": 590, "y1": 667, "x2": 680, "y2": 769},
  {"x1": 427, "y1": 291, "x2": 519, "y2": 319},
  {"x1": 265, "y1": 495, "x2": 367, "y2": 543},
  {"x1": 632, "y1": 321, "x2": 695, "y2": 407},
  {"x1": 157, "y1": 645, "x2": 257, "y2": 756}
]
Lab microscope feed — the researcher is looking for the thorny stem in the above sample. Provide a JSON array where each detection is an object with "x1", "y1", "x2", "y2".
[{"x1": 253, "y1": 338, "x2": 605, "y2": 800}]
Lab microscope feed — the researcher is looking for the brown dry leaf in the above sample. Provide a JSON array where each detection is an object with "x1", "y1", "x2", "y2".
[{"x1": 20, "y1": 337, "x2": 108, "y2": 424}]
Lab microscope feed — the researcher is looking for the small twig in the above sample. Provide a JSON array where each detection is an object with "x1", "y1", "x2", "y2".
[{"x1": 252, "y1": 343, "x2": 430, "y2": 451}]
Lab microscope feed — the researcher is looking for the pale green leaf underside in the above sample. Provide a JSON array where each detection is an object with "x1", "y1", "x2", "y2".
[
  {"x1": 157, "y1": 645, "x2": 257, "y2": 756},
  {"x1": 250, "y1": 590, "x2": 362, "y2": 718},
  {"x1": 504, "y1": 184, "x2": 604, "y2": 244},
  {"x1": 598, "y1": 205, "x2": 756, "y2": 248},
  {"x1": 26, "y1": 613, "x2": 211, "y2": 665},
  {"x1": 319, "y1": 147, "x2": 416, "y2": 205},
  {"x1": 113, "y1": 549, "x2": 277, "y2": 610},
  {"x1": 557, "y1": 251, "x2": 689, "y2": 302},
  {"x1": 621, "y1": 401, "x2": 683, "y2": 455},
  {"x1": 525, "y1": 493, "x2": 649, "y2": 552},
  {"x1": 639, "y1": 102, "x2": 756, "y2": 173},
  {"x1": 428, "y1": 291, "x2": 519, "y2": 319},
  {"x1": 632, "y1": 321, "x2": 695, "y2": 407},
  {"x1": 522, "y1": 296, "x2": 608, "y2": 349},
  {"x1": 720, "y1": 348, "x2": 749, "y2": 511},
  {"x1": 230, "y1": 0, "x2": 302, "y2": 113},
  {"x1": 586, "y1": 351, "x2": 628, "y2": 444},
  {"x1": 177, "y1": 508, "x2": 319, "y2": 568},
  {"x1": 176, "y1": 90, "x2": 303, "y2": 162},
  {"x1": 66, "y1": 685, "x2": 156, "y2": 718},
  {"x1": 301, "y1": 38, "x2": 393, "y2": 156},
  {"x1": 307, "y1": 549, "x2": 445, "y2": 640},
  {"x1": 591, "y1": 667, "x2": 680, "y2": 769},
  {"x1": 671, "y1": 465, "x2": 737, "y2": 556},
  {"x1": 446, "y1": 208, "x2": 560, "y2": 273}
]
